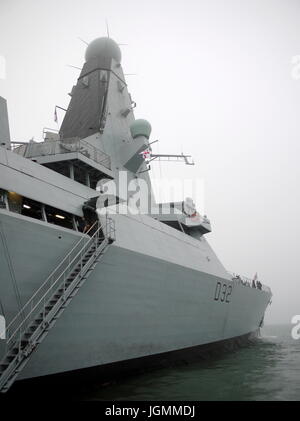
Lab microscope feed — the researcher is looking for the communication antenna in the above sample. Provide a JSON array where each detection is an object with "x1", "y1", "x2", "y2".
[
  {"x1": 67, "y1": 65, "x2": 82, "y2": 71},
  {"x1": 78, "y1": 37, "x2": 89, "y2": 46},
  {"x1": 106, "y1": 19, "x2": 110, "y2": 38}
]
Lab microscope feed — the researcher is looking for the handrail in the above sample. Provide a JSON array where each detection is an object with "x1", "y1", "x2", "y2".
[
  {"x1": 228, "y1": 271, "x2": 271, "y2": 293},
  {"x1": 6, "y1": 225, "x2": 103, "y2": 345},
  {"x1": 79, "y1": 139, "x2": 111, "y2": 169},
  {"x1": 0, "y1": 215, "x2": 115, "y2": 393},
  {"x1": 5, "y1": 217, "x2": 115, "y2": 347},
  {"x1": 5, "y1": 223, "x2": 100, "y2": 345},
  {"x1": 5, "y1": 222, "x2": 97, "y2": 334},
  {"x1": 21, "y1": 138, "x2": 111, "y2": 170}
]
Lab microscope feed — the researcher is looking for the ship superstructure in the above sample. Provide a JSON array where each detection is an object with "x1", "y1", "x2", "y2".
[{"x1": 0, "y1": 38, "x2": 272, "y2": 393}]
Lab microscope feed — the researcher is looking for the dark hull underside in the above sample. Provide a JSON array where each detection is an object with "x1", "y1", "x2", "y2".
[{"x1": 3, "y1": 330, "x2": 259, "y2": 399}]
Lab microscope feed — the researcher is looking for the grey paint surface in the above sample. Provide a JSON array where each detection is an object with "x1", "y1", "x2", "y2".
[
  {"x1": 0, "y1": 209, "x2": 271, "y2": 380},
  {"x1": 0, "y1": 97, "x2": 10, "y2": 150},
  {"x1": 0, "y1": 209, "x2": 84, "y2": 325},
  {"x1": 59, "y1": 57, "x2": 112, "y2": 140},
  {"x1": 19, "y1": 242, "x2": 270, "y2": 379},
  {"x1": 0, "y1": 34, "x2": 272, "y2": 385},
  {"x1": 0, "y1": 147, "x2": 100, "y2": 216}
]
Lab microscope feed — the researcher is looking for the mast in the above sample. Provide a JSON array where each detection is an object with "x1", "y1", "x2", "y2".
[
  {"x1": 59, "y1": 37, "x2": 155, "y2": 208},
  {"x1": 0, "y1": 97, "x2": 10, "y2": 150}
]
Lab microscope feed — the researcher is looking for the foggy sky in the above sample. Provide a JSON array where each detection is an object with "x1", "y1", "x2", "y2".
[{"x1": 1, "y1": 0, "x2": 300, "y2": 324}]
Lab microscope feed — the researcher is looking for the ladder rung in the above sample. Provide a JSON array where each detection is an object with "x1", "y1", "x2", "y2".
[
  {"x1": 35, "y1": 318, "x2": 43, "y2": 323},
  {"x1": 0, "y1": 231, "x2": 113, "y2": 393}
]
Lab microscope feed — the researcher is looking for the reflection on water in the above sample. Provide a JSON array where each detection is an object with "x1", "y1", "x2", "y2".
[{"x1": 80, "y1": 325, "x2": 300, "y2": 401}]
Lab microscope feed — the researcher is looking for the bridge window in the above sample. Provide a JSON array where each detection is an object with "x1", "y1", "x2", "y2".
[
  {"x1": 7, "y1": 191, "x2": 23, "y2": 213},
  {"x1": 45, "y1": 205, "x2": 74, "y2": 230},
  {"x1": 21, "y1": 197, "x2": 44, "y2": 221},
  {"x1": 0, "y1": 188, "x2": 80, "y2": 231}
]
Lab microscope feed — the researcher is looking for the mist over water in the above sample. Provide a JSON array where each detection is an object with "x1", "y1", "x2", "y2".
[
  {"x1": 80, "y1": 325, "x2": 300, "y2": 401},
  {"x1": 0, "y1": 4, "x2": 299, "y2": 398}
]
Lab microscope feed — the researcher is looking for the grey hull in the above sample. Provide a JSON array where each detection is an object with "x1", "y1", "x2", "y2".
[
  {"x1": 12, "y1": 331, "x2": 258, "y2": 393},
  {"x1": 0, "y1": 210, "x2": 271, "y2": 382}
]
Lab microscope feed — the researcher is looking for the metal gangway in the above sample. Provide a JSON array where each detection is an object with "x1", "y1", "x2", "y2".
[{"x1": 0, "y1": 218, "x2": 115, "y2": 393}]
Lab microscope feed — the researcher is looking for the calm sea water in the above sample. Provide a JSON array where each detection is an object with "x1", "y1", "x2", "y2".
[{"x1": 80, "y1": 324, "x2": 300, "y2": 401}]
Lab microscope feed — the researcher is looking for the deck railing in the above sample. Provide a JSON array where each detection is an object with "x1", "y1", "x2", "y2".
[
  {"x1": 13, "y1": 138, "x2": 111, "y2": 170},
  {"x1": 228, "y1": 271, "x2": 271, "y2": 294}
]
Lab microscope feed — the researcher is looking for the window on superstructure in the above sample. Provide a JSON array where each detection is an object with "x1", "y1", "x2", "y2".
[
  {"x1": 1, "y1": 189, "x2": 81, "y2": 231},
  {"x1": 0, "y1": 189, "x2": 7, "y2": 209},
  {"x1": 45, "y1": 205, "x2": 74, "y2": 230},
  {"x1": 21, "y1": 197, "x2": 44, "y2": 221},
  {"x1": 7, "y1": 191, "x2": 22, "y2": 213}
]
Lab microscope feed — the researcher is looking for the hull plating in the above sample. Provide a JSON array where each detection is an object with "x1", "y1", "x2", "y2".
[{"x1": 0, "y1": 211, "x2": 271, "y2": 381}]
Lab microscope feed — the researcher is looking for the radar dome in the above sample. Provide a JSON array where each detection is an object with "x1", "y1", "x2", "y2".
[
  {"x1": 85, "y1": 37, "x2": 121, "y2": 63},
  {"x1": 130, "y1": 119, "x2": 152, "y2": 140}
]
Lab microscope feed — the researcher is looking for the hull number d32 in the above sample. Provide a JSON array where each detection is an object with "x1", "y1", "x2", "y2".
[{"x1": 214, "y1": 282, "x2": 232, "y2": 304}]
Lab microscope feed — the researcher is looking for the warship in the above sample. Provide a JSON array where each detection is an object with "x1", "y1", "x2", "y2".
[{"x1": 0, "y1": 37, "x2": 272, "y2": 393}]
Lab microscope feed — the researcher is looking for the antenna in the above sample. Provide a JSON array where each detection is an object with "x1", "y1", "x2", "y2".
[
  {"x1": 78, "y1": 37, "x2": 89, "y2": 46},
  {"x1": 67, "y1": 65, "x2": 82, "y2": 71},
  {"x1": 104, "y1": 19, "x2": 127, "y2": 45},
  {"x1": 106, "y1": 19, "x2": 110, "y2": 38},
  {"x1": 149, "y1": 153, "x2": 194, "y2": 166}
]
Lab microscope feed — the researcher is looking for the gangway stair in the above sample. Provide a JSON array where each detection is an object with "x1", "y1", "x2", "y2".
[{"x1": 0, "y1": 218, "x2": 115, "y2": 393}]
